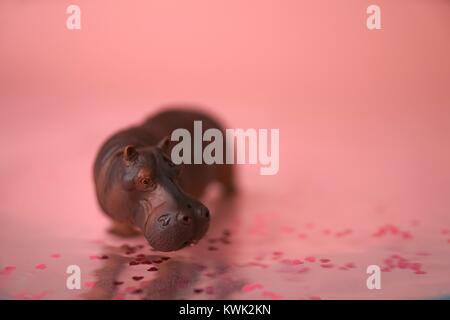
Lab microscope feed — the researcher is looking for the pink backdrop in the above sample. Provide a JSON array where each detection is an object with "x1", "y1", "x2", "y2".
[{"x1": 0, "y1": 0, "x2": 449, "y2": 299}]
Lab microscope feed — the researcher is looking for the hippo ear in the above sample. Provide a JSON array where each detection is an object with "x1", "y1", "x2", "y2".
[
  {"x1": 123, "y1": 145, "x2": 139, "y2": 162},
  {"x1": 157, "y1": 136, "x2": 171, "y2": 154}
]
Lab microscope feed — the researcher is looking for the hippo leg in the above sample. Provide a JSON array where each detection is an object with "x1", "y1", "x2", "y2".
[
  {"x1": 217, "y1": 164, "x2": 237, "y2": 196},
  {"x1": 108, "y1": 222, "x2": 141, "y2": 237}
]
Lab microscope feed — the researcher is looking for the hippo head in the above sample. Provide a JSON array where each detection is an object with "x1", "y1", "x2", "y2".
[{"x1": 120, "y1": 138, "x2": 210, "y2": 252}]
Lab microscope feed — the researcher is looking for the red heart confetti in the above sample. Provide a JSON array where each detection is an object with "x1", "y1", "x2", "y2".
[
  {"x1": 262, "y1": 291, "x2": 282, "y2": 300},
  {"x1": 242, "y1": 283, "x2": 264, "y2": 292},
  {"x1": 84, "y1": 281, "x2": 96, "y2": 288},
  {"x1": 0, "y1": 266, "x2": 16, "y2": 276},
  {"x1": 35, "y1": 264, "x2": 47, "y2": 270}
]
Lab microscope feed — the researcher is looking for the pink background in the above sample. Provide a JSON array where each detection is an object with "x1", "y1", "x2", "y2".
[{"x1": 0, "y1": 0, "x2": 449, "y2": 299}]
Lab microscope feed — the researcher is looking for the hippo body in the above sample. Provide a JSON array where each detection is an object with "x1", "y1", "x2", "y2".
[{"x1": 93, "y1": 108, "x2": 235, "y2": 251}]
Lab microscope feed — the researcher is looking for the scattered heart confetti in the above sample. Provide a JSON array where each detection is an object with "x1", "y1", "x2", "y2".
[
  {"x1": 297, "y1": 267, "x2": 310, "y2": 274},
  {"x1": 281, "y1": 259, "x2": 303, "y2": 265},
  {"x1": 84, "y1": 281, "x2": 96, "y2": 288},
  {"x1": 131, "y1": 289, "x2": 143, "y2": 294},
  {"x1": 335, "y1": 229, "x2": 353, "y2": 237},
  {"x1": 205, "y1": 286, "x2": 215, "y2": 295},
  {"x1": 242, "y1": 283, "x2": 264, "y2": 292},
  {"x1": 14, "y1": 291, "x2": 48, "y2": 300},
  {"x1": 0, "y1": 266, "x2": 16, "y2": 276},
  {"x1": 345, "y1": 262, "x2": 356, "y2": 269},
  {"x1": 261, "y1": 291, "x2": 282, "y2": 300},
  {"x1": 35, "y1": 264, "x2": 47, "y2": 270}
]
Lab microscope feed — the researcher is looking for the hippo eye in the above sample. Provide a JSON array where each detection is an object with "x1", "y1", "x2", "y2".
[{"x1": 137, "y1": 177, "x2": 156, "y2": 191}]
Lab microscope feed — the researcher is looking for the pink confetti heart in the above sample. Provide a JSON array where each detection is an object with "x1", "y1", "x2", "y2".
[
  {"x1": 262, "y1": 291, "x2": 282, "y2": 300},
  {"x1": 280, "y1": 226, "x2": 295, "y2": 234},
  {"x1": 242, "y1": 283, "x2": 264, "y2": 292},
  {"x1": 84, "y1": 281, "x2": 96, "y2": 288},
  {"x1": 415, "y1": 270, "x2": 427, "y2": 275},
  {"x1": 50, "y1": 253, "x2": 61, "y2": 258},
  {"x1": 246, "y1": 262, "x2": 269, "y2": 268},
  {"x1": 345, "y1": 262, "x2": 356, "y2": 269},
  {"x1": 297, "y1": 267, "x2": 310, "y2": 274},
  {"x1": 401, "y1": 231, "x2": 413, "y2": 240},
  {"x1": 35, "y1": 264, "x2": 47, "y2": 270},
  {"x1": 0, "y1": 266, "x2": 16, "y2": 276},
  {"x1": 271, "y1": 251, "x2": 283, "y2": 260},
  {"x1": 335, "y1": 229, "x2": 353, "y2": 237},
  {"x1": 409, "y1": 262, "x2": 422, "y2": 271},
  {"x1": 14, "y1": 291, "x2": 48, "y2": 300}
]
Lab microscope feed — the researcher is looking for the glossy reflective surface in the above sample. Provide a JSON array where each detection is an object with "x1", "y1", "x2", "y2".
[
  {"x1": 1, "y1": 0, "x2": 450, "y2": 300},
  {"x1": 1, "y1": 100, "x2": 449, "y2": 299}
]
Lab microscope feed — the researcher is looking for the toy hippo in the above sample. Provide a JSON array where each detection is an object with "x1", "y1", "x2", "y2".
[{"x1": 93, "y1": 108, "x2": 235, "y2": 252}]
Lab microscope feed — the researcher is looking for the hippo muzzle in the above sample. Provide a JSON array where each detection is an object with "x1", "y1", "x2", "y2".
[{"x1": 137, "y1": 185, "x2": 210, "y2": 252}]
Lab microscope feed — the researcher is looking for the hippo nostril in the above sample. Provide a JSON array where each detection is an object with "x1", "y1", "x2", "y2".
[
  {"x1": 186, "y1": 203, "x2": 192, "y2": 209},
  {"x1": 198, "y1": 206, "x2": 210, "y2": 219},
  {"x1": 177, "y1": 213, "x2": 191, "y2": 225}
]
